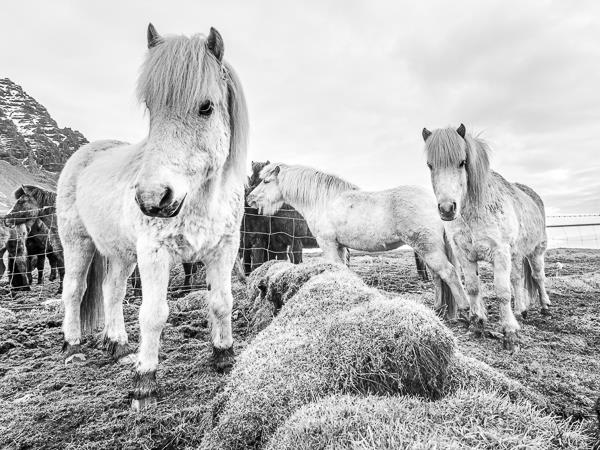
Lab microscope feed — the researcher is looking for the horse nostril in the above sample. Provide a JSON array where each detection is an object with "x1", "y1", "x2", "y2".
[
  {"x1": 158, "y1": 186, "x2": 174, "y2": 209},
  {"x1": 451, "y1": 202, "x2": 456, "y2": 213}
]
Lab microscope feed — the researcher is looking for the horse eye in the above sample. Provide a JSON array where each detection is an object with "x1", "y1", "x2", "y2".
[
  {"x1": 263, "y1": 179, "x2": 270, "y2": 184},
  {"x1": 427, "y1": 163, "x2": 433, "y2": 170},
  {"x1": 459, "y1": 160, "x2": 466, "y2": 168},
  {"x1": 199, "y1": 101, "x2": 213, "y2": 116}
]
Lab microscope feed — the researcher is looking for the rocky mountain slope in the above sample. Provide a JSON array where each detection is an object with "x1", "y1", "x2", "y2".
[{"x1": 0, "y1": 78, "x2": 87, "y2": 172}]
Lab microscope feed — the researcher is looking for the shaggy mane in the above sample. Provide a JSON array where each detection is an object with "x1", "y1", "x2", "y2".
[
  {"x1": 263, "y1": 164, "x2": 358, "y2": 207},
  {"x1": 425, "y1": 127, "x2": 490, "y2": 207},
  {"x1": 14, "y1": 185, "x2": 56, "y2": 206},
  {"x1": 137, "y1": 32, "x2": 248, "y2": 179}
]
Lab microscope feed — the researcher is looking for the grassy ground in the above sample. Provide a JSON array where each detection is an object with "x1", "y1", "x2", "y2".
[{"x1": 0, "y1": 248, "x2": 598, "y2": 448}]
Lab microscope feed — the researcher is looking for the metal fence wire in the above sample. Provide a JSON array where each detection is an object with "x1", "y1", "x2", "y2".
[{"x1": 1, "y1": 208, "x2": 599, "y2": 300}]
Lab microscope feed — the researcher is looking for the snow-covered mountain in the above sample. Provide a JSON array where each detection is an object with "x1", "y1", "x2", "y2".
[{"x1": 0, "y1": 78, "x2": 87, "y2": 172}]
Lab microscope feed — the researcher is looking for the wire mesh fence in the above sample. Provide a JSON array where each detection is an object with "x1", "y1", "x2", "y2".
[{"x1": 1, "y1": 208, "x2": 599, "y2": 303}]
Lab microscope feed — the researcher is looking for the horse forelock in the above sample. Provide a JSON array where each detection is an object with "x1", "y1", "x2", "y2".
[
  {"x1": 136, "y1": 33, "x2": 248, "y2": 182},
  {"x1": 426, "y1": 128, "x2": 490, "y2": 206},
  {"x1": 14, "y1": 185, "x2": 56, "y2": 207},
  {"x1": 268, "y1": 164, "x2": 358, "y2": 207}
]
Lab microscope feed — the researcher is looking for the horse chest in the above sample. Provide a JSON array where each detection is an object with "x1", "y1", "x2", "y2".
[{"x1": 452, "y1": 229, "x2": 496, "y2": 263}]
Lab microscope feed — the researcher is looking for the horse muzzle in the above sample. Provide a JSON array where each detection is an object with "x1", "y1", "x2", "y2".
[
  {"x1": 135, "y1": 185, "x2": 186, "y2": 218},
  {"x1": 438, "y1": 201, "x2": 457, "y2": 221}
]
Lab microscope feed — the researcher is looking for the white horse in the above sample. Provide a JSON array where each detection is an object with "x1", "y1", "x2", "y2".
[
  {"x1": 57, "y1": 24, "x2": 248, "y2": 409},
  {"x1": 422, "y1": 124, "x2": 550, "y2": 352},
  {"x1": 247, "y1": 163, "x2": 469, "y2": 318}
]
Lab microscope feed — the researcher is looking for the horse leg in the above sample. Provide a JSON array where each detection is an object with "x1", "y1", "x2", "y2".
[
  {"x1": 528, "y1": 245, "x2": 551, "y2": 314},
  {"x1": 26, "y1": 255, "x2": 34, "y2": 285},
  {"x1": 493, "y1": 247, "x2": 521, "y2": 352},
  {"x1": 101, "y1": 257, "x2": 135, "y2": 361},
  {"x1": 36, "y1": 253, "x2": 45, "y2": 284},
  {"x1": 182, "y1": 262, "x2": 194, "y2": 291},
  {"x1": 422, "y1": 250, "x2": 470, "y2": 321},
  {"x1": 291, "y1": 239, "x2": 303, "y2": 264},
  {"x1": 132, "y1": 242, "x2": 170, "y2": 411},
  {"x1": 48, "y1": 252, "x2": 58, "y2": 281},
  {"x1": 511, "y1": 255, "x2": 527, "y2": 320},
  {"x1": 62, "y1": 237, "x2": 96, "y2": 363},
  {"x1": 432, "y1": 274, "x2": 443, "y2": 314},
  {"x1": 204, "y1": 237, "x2": 238, "y2": 373},
  {"x1": 0, "y1": 246, "x2": 5, "y2": 279},
  {"x1": 317, "y1": 238, "x2": 346, "y2": 265}
]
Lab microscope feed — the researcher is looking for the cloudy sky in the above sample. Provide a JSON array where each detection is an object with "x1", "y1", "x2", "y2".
[{"x1": 1, "y1": 0, "x2": 598, "y2": 214}]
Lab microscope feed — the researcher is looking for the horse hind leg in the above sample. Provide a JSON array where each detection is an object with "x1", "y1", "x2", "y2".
[
  {"x1": 62, "y1": 237, "x2": 96, "y2": 363},
  {"x1": 414, "y1": 251, "x2": 429, "y2": 281},
  {"x1": 511, "y1": 255, "x2": 528, "y2": 320},
  {"x1": 36, "y1": 253, "x2": 45, "y2": 284},
  {"x1": 101, "y1": 257, "x2": 136, "y2": 362},
  {"x1": 528, "y1": 245, "x2": 551, "y2": 314}
]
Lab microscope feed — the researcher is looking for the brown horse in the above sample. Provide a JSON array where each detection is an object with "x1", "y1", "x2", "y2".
[{"x1": 5, "y1": 186, "x2": 64, "y2": 294}]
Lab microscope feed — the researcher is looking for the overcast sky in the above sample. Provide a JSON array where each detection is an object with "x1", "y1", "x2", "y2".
[{"x1": 1, "y1": 0, "x2": 598, "y2": 214}]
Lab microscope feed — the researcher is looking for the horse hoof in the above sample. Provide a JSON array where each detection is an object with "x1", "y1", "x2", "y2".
[
  {"x1": 63, "y1": 342, "x2": 86, "y2": 364},
  {"x1": 118, "y1": 354, "x2": 137, "y2": 366},
  {"x1": 503, "y1": 331, "x2": 521, "y2": 353},
  {"x1": 132, "y1": 370, "x2": 158, "y2": 410},
  {"x1": 540, "y1": 307, "x2": 551, "y2": 316},
  {"x1": 469, "y1": 315, "x2": 485, "y2": 337},
  {"x1": 212, "y1": 345, "x2": 235, "y2": 373},
  {"x1": 103, "y1": 336, "x2": 134, "y2": 361},
  {"x1": 131, "y1": 396, "x2": 157, "y2": 411}
]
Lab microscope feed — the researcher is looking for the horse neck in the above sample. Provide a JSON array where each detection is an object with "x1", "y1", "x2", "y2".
[{"x1": 462, "y1": 171, "x2": 503, "y2": 221}]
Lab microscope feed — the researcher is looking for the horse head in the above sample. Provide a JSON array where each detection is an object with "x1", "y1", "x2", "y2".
[
  {"x1": 134, "y1": 24, "x2": 248, "y2": 218},
  {"x1": 422, "y1": 124, "x2": 489, "y2": 220}
]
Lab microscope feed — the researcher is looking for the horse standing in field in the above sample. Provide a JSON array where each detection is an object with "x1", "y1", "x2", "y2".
[
  {"x1": 57, "y1": 24, "x2": 248, "y2": 410},
  {"x1": 422, "y1": 124, "x2": 550, "y2": 352},
  {"x1": 247, "y1": 163, "x2": 468, "y2": 318},
  {"x1": 0, "y1": 224, "x2": 30, "y2": 292},
  {"x1": 4, "y1": 186, "x2": 65, "y2": 294},
  {"x1": 26, "y1": 219, "x2": 59, "y2": 285}
]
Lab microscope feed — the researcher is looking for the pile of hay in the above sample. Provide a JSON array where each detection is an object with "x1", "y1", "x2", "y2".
[
  {"x1": 267, "y1": 390, "x2": 589, "y2": 449},
  {"x1": 202, "y1": 266, "x2": 459, "y2": 449},
  {"x1": 245, "y1": 260, "x2": 346, "y2": 333}
]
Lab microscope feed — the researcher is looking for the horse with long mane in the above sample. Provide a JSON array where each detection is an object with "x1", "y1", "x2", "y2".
[
  {"x1": 56, "y1": 24, "x2": 248, "y2": 409},
  {"x1": 422, "y1": 124, "x2": 550, "y2": 352},
  {"x1": 247, "y1": 163, "x2": 468, "y2": 317},
  {"x1": 242, "y1": 160, "x2": 319, "y2": 271},
  {"x1": 4, "y1": 185, "x2": 64, "y2": 293}
]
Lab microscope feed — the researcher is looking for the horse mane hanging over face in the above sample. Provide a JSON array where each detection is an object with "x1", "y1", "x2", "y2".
[
  {"x1": 14, "y1": 185, "x2": 57, "y2": 206},
  {"x1": 262, "y1": 164, "x2": 358, "y2": 207},
  {"x1": 425, "y1": 127, "x2": 491, "y2": 207},
  {"x1": 136, "y1": 31, "x2": 248, "y2": 179}
]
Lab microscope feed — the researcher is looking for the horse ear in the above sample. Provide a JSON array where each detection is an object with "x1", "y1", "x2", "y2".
[
  {"x1": 422, "y1": 128, "x2": 432, "y2": 142},
  {"x1": 206, "y1": 27, "x2": 224, "y2": 61},
  {"x1": 273, "y1": 165, "x2": 281, "y2": 176},
  {"x1": 457, "y1": 123, "x2": 466, "y2": 138},
  {"x1": 266, "y1": 160, "x2": 270, "y2": 165},
  {"x1": 147, "y1": 23, "x2": 162, "y2": 49}
]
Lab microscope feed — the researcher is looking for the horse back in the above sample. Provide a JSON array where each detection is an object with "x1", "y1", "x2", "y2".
[{"x1": 514, "y1": 182, "x2": 545, "y2": 219}]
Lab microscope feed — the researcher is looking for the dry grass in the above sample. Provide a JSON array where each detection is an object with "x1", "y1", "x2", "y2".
[
  {"x1": 267, "y1": 390, "x2": 590, "y2": 450},
  {"x1": 203, "y1": 268, "x2": 458, "y2": 449}
]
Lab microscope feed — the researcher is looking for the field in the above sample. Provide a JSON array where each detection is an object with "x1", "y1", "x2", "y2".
[{"x1": 0, "y1": 247, "x2": 599, "y2": 449}]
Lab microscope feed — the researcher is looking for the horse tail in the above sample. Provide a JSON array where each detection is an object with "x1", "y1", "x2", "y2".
[
  {"x1": 414, "y1": 251, "x2": 429, "y2": 281},
  {"x1": 441, "y1": 230, "x2": 458, "y2": 319},
  {"x1": 80, "y1": 252, "x2": 106, "y2": 333},
  {"x1": 523, "y1": 257, "x2": 539, "y2": 308}
]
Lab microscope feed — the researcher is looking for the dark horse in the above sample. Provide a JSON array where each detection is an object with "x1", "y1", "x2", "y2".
[
  {"x1": 246, "y1": 161, "x2": 429, "y2": 280},
  {"x1": 5, "y1": 185, "x2": 65, "y2": 294},
  {"x1": 1, "y1": 224, "x2": 30, "y2": 292},
  {"x1": 26, "y1": 219, "x2": 59, "y2": 285}
]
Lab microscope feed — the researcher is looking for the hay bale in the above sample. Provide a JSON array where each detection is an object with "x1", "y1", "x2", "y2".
[
  {"x1": 202, "y1": 270, "x2": 457, "y2": 450},
  {"x1": 444, "y1": 353, "x2": 546, "y2": 408},
  {"x1": 266, "y1": 391, "x2": 589, "y2": 450},
  {"x1": 0, "y1": 307, "x2": 17, "y2": 324},
  {"x1": 245, "y1": 261, "x2": 347, "y2": 333}
]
